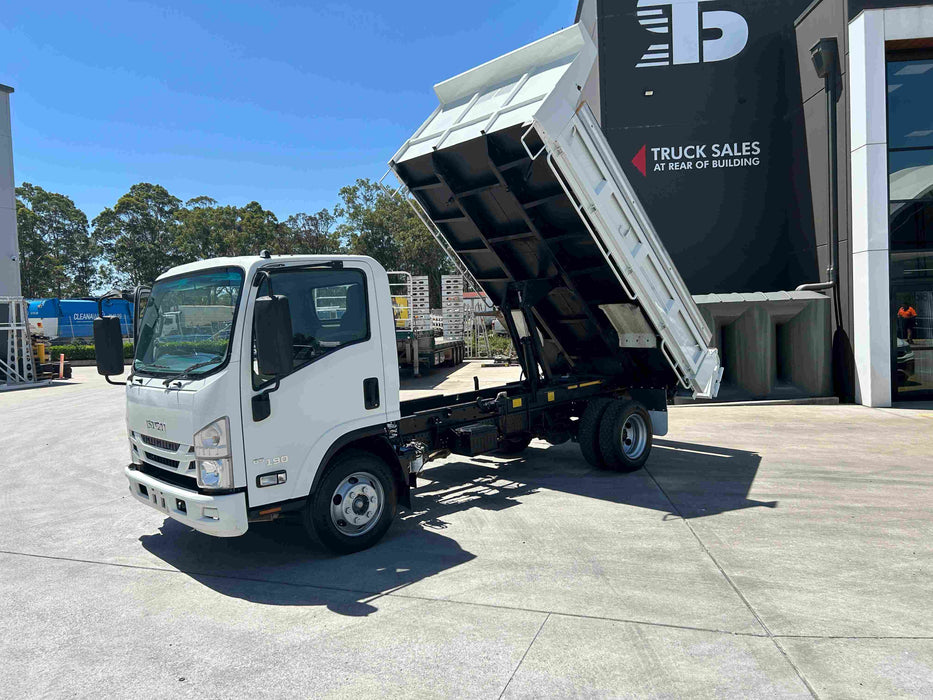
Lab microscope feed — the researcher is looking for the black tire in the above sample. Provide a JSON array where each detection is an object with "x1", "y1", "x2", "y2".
[
  {"x1": 598, "y1": 400, "x2": 652, "y2": 472},
  {"x1": 498, "y1": 433, "x2": 532, "y2": 455},
  {"x1": 578, "y1": 398, "x2": 611, "y2": 468},
  {"x1": 303, "y1": 449, "x2": 397, "y2": 554}
]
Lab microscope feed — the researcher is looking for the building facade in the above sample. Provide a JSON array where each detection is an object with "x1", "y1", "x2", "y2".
[{"x1": 575, "y1": 0, "x2": 933, "y2": 405}]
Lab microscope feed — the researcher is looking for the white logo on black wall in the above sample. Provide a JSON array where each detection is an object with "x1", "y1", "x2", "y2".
[
  {"x1": 630, "y1": 141, "x2": 762, "y2": 177},
  {"x1": 636, "y1": 0, "x2": 749, "y2": 68}
]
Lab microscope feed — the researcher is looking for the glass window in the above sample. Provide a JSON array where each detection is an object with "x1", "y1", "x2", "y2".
[
  {"x1": 888, "y1": 149, "x2": 933, "y2": 203},
  {"x1": 887, "y1": 58, "x2": 933, "y2": 240},
  {"x1": 888, "y1": 56, "x2": 933, "y2": 399},
  {"x1": 886, "y1": 59, "x2": 933, "y2": 150},
  {"x1": 134, "y1": 268, "x2": 243, "y2": 378},
  {"x1": 890, "y1": 200, "x2": 933, "y2": 251},
  {"x1": 253, "y1": 268, "x2": 369, "y2": 386},
  {"x1": 892, "y1": 284, "x2": 933, "y2": 397}
]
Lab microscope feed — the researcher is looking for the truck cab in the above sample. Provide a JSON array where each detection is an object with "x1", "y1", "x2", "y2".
[{"x1": 122, "y1": 255, "x2": 403, "y2": 552}]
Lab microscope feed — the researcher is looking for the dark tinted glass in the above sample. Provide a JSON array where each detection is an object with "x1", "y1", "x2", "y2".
[
  {"x1": 887, "y1": 59, "x2": 933, "y2": 150},
  {"x1": 891, "y1": 250, "x2": 933, "y2": 285},
  {"x1": 252, "y1": 268, "x2": 369, "y2": 386},
  {"x1": 890, "y1": 200, "x2": 933, "y2": 250},
  {"x1": 888, "y1": 149, "x2": 933, "y2": 203}
]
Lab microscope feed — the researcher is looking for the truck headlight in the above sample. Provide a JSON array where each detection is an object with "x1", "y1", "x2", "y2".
[{"x1": 194, "y1": 417, "x2": 233, "y2": 490}]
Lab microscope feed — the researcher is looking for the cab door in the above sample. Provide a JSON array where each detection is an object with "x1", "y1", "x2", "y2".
[{"x1": 239, "y1": 261, "x2": 390, "y2": 508}]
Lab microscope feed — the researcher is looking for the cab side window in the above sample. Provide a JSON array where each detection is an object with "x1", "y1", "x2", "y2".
[{"x1": 253, "y1": 268, "x2": 369, "y2": 386}]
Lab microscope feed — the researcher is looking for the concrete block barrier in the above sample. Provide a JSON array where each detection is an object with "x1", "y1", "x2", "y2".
[{"x1": 694, "y1": 291, "x2": 832, "y2": 400}]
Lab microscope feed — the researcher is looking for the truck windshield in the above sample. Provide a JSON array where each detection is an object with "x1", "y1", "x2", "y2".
[{"x1": 134, "y1": 267, "x2": 244, "y2": 378}]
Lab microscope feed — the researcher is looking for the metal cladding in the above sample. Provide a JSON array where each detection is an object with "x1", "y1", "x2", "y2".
[{"x1": 0, "y1": 86, "x2": 19, "y2": 298}]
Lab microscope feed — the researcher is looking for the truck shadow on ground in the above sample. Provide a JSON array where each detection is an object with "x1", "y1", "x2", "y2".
[
  {"x1": 140, "y1": 438, "x2": 772, "y2": 615},
  {"x1": 467, "y1": 438, "x2": 776, "y2": 520},
  {"x1": 138, "y1": 472, "x2": 539, "y2": 616}
]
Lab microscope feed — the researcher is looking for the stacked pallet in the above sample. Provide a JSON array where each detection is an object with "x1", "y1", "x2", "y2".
[
  {"x1": 441, "y1": 275, "x2": 465, "y2": 340},
  {"x1": 411, "y1": 276, "x2": 431, "y2": 332}
]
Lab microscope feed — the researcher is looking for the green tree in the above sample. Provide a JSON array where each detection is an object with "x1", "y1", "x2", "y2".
[
  {"x1": 230, "y1": 201, "x2": 282, "y2": 256},
  {"x1": 335, "y1": 178, "x2": 451, "y2": 304},
  {"x1": 176, "y1": 198, "x2": 285, "y2": 260},
  {"x1": 177, "y1": 197, "x2": 237, "y2": 261},
  {"x1": 15, "y1": 183, "x2": 96, "y2": 297},
  {"x1": 281, "y1": 209, "x2": 342, "y2": 255},
  {"x1": 336, "y1": 179, "x2": 403, "y2": 271},
  {"x1": 94, "y1": 183, "x2": 183, "y2": 286}
]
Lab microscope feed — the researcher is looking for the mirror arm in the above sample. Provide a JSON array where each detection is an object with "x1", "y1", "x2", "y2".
[
  {"x1": 105, "y1": 376, "x2": 128, "y2": 386},
  {"x1": 95, "y1": 288, "x2": 125, "y2": 318}
]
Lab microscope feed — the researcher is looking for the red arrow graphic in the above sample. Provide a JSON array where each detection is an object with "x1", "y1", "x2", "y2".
[{"x1": 632, "y1": 144, "x2": 647, "y2": 177}]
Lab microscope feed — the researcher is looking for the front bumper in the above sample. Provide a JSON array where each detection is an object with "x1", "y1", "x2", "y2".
[{"x1": 125, "y1": 465, "x2": 248, "y2": 537}]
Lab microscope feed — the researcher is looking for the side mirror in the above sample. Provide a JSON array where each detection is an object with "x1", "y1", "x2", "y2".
[
  {"x1": 254, "y1": 295, "x2": 293, "y2": 377},
  {"x1": 94, "y1": 316, "x2": 125, "y2": 377},
  {"x1": 133, "y1": 285, "x2": 151, "y2": 346}
]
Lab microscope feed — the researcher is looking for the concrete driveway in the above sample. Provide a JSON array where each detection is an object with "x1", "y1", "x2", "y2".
[{"x1": 1, "y1": 365, "x2": 931, "y2": 698}]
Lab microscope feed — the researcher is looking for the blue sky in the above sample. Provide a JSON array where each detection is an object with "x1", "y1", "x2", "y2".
[{"x1": 1, "y1": 1, "x2": 573, "y2": 221}]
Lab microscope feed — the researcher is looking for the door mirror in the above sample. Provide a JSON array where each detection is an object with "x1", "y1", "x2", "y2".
[
  {"x1": 133, "y1": 285, "x2": 151, "y2": 346},
  {"x1": 94, "y1": 316, "x2": 125, "y2": 376},
  {"x1": 254, "y1": 294, "x2": 293, "y2": 377}
]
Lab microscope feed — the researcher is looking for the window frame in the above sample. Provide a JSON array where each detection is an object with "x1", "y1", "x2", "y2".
[
  {"x1": 251, "y1": 266, "x2": 372, "y2": 390},
  {"x1": 885, "y1": 55, "x2": 933, "y2": 203}
]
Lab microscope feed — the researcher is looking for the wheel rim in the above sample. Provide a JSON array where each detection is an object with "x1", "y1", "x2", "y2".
[
  {"x1": 329, "y1": 471, "x2": 384, "y2": 537},
  {"x1": 620, "y1": 413, "x2": 648, "y2": 460}
]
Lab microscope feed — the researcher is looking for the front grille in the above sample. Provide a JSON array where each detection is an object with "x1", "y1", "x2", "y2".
[
  {"x1": 145, "y1": 452, "x2": 180, "y2": 469},
  {"x1": 138, "y1": 462, "x2": 198, "y2": 491},
  {"x1": 141, "y1": 434, "x2": 180, "y2": 451}
]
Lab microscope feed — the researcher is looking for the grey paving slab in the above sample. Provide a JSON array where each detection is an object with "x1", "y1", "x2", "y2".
[
  {"x1": 502, "y1": 614, "x2": 811, "y2": 699},
  {"x1": 0, "y1": 552, "x2": 545, "y2": 699},
  {"x1": 780, "y1": 638, "x2": 933, "y2": 699},
  {"x1": 0, "y1": 371, "x2": 128, "y2": 528},
  {"x1": 395, "y1": 448, "x2": 764, "y2": 634},
  {"x1": 653, "y1": 405, "x2": 933, "y2": 637}
]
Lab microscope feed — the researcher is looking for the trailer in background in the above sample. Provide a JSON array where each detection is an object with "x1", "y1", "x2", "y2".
[{"x1": 389, "y1": 271, "x2": 465, "y2": 376}]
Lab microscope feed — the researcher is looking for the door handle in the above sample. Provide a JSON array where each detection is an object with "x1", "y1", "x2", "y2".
[{"x1": 363, "y1": 377, "x2": 380, "y2": 410}]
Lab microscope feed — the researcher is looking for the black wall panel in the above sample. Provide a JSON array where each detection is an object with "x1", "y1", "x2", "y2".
[{"x1": 597, "y1": 0, "x2": 818, "y2": 293}]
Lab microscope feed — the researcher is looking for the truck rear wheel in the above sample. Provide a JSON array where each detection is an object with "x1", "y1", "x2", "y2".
[
  {"x1": 578, "y1": 398, "x2": 611, "y2": 468},
  {"x1": 304, "y1": 449, "x2": 397, "y2": 554},
  {"x1": 598, "y1": 400, "x2": 652, "y2": 472}
]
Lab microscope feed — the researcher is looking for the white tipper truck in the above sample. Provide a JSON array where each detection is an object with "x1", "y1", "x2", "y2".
[{"x1": 93, "y1": 24, "x2": 722, "y2": 554}]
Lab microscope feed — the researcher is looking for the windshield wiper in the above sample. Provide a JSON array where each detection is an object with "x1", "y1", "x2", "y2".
[{"x1": 161, "y1": 357, "x2": 223, "y2": 386}]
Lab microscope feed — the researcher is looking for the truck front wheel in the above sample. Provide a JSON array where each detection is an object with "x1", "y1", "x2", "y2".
[
  {"x1": 598, "y1": 400, "x2": 652, "y2": 472},
  {"x1": 304, "y1": 449, "x2": 397, "y2": 554}
]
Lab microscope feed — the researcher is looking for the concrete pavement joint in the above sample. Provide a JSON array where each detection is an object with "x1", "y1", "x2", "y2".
[
  {"x1": 0, "y1": 548, "x2": 768, "y2": 639},
  {"x1": 642, "y1": 465, "x2": 821, "y2": 699},
  {"x1": 498, "y1": 613, "x2": 550, "y2": 699},
  {"x1": 774, "y1": 635, "x2": 933, "y2": 640},
  {"x1": 15, "y1": 547, "x2": 931, "y2": 644}
]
